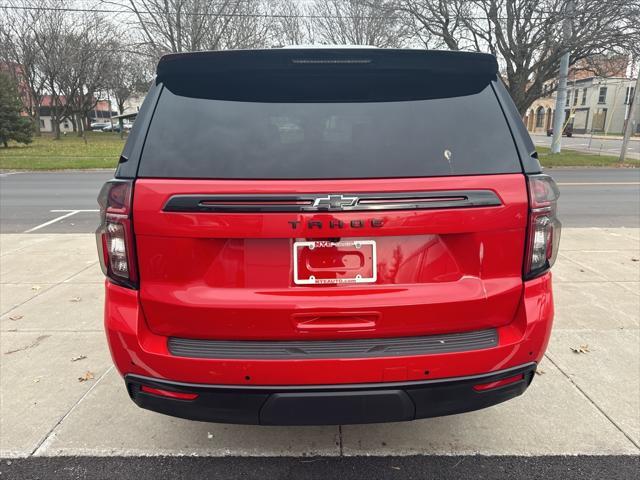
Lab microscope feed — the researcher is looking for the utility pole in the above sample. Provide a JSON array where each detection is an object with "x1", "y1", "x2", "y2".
[
  {"x1": 619, "y1": 73, "x2": 640, "y2": 162},
  {"x1": 551, "y1": 0, "x2": 575, "y2": 154}
]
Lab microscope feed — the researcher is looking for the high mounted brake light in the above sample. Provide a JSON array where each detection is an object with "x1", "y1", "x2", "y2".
[
  {"x1": 524, "y1": 174, "x2": 561, "y2": 279},
  {"x1": 96, "y1": 180, "x2": 138, "y2": 288}
]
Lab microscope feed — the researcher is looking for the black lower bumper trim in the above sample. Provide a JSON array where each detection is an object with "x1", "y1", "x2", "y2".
[{"x1": 125, "y1": 363, "x2": 536, "y2": 426}]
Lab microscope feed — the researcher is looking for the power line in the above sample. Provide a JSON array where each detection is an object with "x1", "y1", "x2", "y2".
[{"x1": 0, "y1": 3, "x2": 561, "y2": 21}]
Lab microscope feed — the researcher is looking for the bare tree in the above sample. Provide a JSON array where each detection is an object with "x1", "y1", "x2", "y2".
[
  {"x1": 58, "y1": 20, "x2": 119, "y2": 137},
  {"x1": 392, "y1": 0, "x2": 467, "y2": 49},
  {"x1": 311, "y1": 0, "x2": 408, "y2": 47},
  {"x1": 395, "y1": 0, "x2": 640, "y2": 113},
  {"x1": 272, "y1": 0, "x2": 312, "y2": 46},
  {"x1": 104, "y1": 0, "x2": 279, "y2": 58},
  {"x1": 10, "y1": 0, "x2": 119, "y2": 139},
  {"x1": 27, "y1": 0, "x2": 73, "y2": 140},
  {"x1": 0, "y1": 0, "x2": 48, "y2": 135},
  {"x1": 217, "y1": 1, "x2": 276, "y2": 50},
  {"x1": 105, "y1": 46, "x2": 149, "y2": 137},
  {"x1": 107, "y1": 50, "x2": 148, "y2": 116}
]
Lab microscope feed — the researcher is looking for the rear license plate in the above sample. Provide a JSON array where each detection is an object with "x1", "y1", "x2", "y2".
[{"x1": 293, "y1": 240, "x2": 377, "y2": 285}]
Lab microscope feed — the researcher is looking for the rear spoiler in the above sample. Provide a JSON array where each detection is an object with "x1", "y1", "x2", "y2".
[{"x1": 156, "y1": 48, "x2": 498, "y2": 79}]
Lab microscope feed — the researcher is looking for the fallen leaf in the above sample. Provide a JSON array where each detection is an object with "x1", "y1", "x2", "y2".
[
  {"x1": 31, "y1": 285, "x2": 41, "y2": 291},
  {"x1": 70, "y1": 297, "x2": 82, "y2": 303},
  {"x1": 33, "y1": 377, "x2": 41, "y2": 383},
  {"x1": 71, "y1": 355, "x2": 87, "y2": 362},
  {"x1": 570, "y1": 344, "x2": 590, "y2": 354},
  {"x1": 535, "y1": 369, "x2": 546, "y2": 376},
  {"x1": 78, "y1": 371, "x2": 94, "y2": 382},
  {"x1": 631, "y1": 258, "x2": 639, "y2": 262},
  {"x1": 8, "y1": 314, "x2": 23, "y2": 321}
]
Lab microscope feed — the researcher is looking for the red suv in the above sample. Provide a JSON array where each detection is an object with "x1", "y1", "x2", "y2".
[{"x1": 97, "y1": 49, "x2": 560, "y2": 425}]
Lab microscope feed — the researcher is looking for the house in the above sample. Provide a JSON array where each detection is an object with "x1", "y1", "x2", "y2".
[
  {"x1": 38, "y1": 96, "x2": 117, "y2": 133},
  {"x1": 525, "y1": 58, "x2": 638, "y2": 136},
  {"x1": 121, "y1": 95, "x2": 145, "y2": 116}
]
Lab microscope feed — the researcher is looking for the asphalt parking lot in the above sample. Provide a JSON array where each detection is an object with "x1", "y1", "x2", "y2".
[
  {"x1": 1, "y1": 169, "x2": 639, "y2": 478},
  {"x1": 1, "y1": 168, "x2": 639, "y2": 233}
]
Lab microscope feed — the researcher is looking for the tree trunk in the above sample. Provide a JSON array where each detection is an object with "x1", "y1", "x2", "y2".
[
  {"x1": 34, "y1": 110, "x2": 41, "y2": 136},
  {"x1": 52, "y1": 116, "x2": 60, "y2": 140},
  {"x1": 52, "y1": 107, "x2": 61, "y2": 140},
  {"x1": 76, "y1": 113, "x2": 84, "y2": 137}
]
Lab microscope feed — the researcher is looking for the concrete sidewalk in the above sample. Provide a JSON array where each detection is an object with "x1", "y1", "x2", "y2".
[{"x1": 1, "y1": 229, "x2": 639, "y2": 458}]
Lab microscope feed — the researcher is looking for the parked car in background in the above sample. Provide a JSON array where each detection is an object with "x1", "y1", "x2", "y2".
[
  {"x1": 547, "y1": 123, "x2": 573, "y2": 137},
  {"x1": 102, "y1": 124, "x2": 120, "y2": 133},
  {"x1": 97, "y1": 48, "x2": 561, "y2": 426},
  {"x1": 90, "y1": 122, "x2": 110, "y2": 131}
]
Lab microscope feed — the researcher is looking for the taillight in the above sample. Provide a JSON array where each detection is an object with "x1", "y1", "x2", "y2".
[
  {"x1": 96, "y1": 180, "x2": 138, "y2": 288},
  {"x1": 524, "y1": 174, "x2": 561, "y2": 279}
]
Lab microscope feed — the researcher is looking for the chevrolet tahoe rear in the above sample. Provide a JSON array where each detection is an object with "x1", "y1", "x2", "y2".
[{"x1": 96, "y1": 48, "x2": 560, "y2": 425}]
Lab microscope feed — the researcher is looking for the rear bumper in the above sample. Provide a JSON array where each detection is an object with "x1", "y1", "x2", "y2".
[
  {"x1": 104, "y1": 272, "x2": 553, "y2": 422},
  {"x1": 125, "y1": 363, "x2": 536, "y2": 425}
]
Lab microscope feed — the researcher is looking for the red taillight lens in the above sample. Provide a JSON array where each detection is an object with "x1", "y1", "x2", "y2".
[
  {"x1": 525, "y1": 174, "x2": 561, "y2": 279},
  {"x1": 96, "y1": 180, "x2": 138, "y2": 288}
]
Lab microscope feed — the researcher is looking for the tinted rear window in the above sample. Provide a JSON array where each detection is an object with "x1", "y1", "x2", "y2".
[{"x1": 139, "y1": 74, "x2": 521, "y2": 179}]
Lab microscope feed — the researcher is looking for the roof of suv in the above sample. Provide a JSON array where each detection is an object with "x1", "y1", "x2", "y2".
[{"x1": 156, "y1": 48, "x2": 499, "y2": 79}]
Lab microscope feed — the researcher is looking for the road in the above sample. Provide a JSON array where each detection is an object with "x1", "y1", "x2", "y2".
[
  {"x1": 3, "y1": 455, "x2": 638, "y2": 480},
  {"x1": 531, "y1": 133, "x2": 640, "y2": 160},
  {"x1": 1, "y1": 169, "x2": 639, "y2": 232}
]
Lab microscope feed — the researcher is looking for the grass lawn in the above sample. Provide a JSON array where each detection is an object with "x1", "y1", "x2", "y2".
[
  {"x1": 537, "y1": 146, "x2": 639, "y2": 168},
  {"x1": 0, "y1": 132, "x2": 125, "y2": 170},
  {"x1": 1, "y1": 131, "x2": 638, "y2": 170}
]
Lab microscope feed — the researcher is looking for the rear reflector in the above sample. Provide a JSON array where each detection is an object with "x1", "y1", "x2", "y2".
[
  {"x1": 473, "y1": 374, "x2": 524, "y2": 391},
  {"x1": 140, "y1": 386, "x2": 198, "y2": 401}
]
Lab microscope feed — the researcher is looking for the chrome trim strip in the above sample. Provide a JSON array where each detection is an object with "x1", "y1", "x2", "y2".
[{"x1": 163, "y1": 190, "x2": 501, "y2": 213}]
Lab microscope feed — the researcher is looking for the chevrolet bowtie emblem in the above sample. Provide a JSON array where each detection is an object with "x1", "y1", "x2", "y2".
[{"x1": 312, "y1": 195, "x2": 359, "y2": 210}]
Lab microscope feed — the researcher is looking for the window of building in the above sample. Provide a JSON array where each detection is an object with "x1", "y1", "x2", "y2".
[
  {"x1": 581, "y1": 88, "x2": 587, "y2": 106},
  {"x1": 565, "y1": 91, "x2": 571, "y2": 106},
  {"x1": 40, "y1": 119, "x2": 45, "y2": 128},
  {"x1": 535, "y1": 106, "x2": 545, "y2": 128},
  {"x1": 625, "y1": 86, "x2": 635, "y2": 105},
  {"x1": 573, "y1": 89, "x2": 579, "y2": 106},
  {"x1": 598, "y1": 87, "x2": 607, "y2": 104}
]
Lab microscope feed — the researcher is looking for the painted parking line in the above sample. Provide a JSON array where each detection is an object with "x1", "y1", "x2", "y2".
[
  {"x1": 50, "y1": 209, "x2": 100, "y2": 213},
  {"x1": 557, "y1": 182, "x2": 640, "y2": 186},
  {"x1": 23, "y1": 209, "x2": 100, "y2": 233}
]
